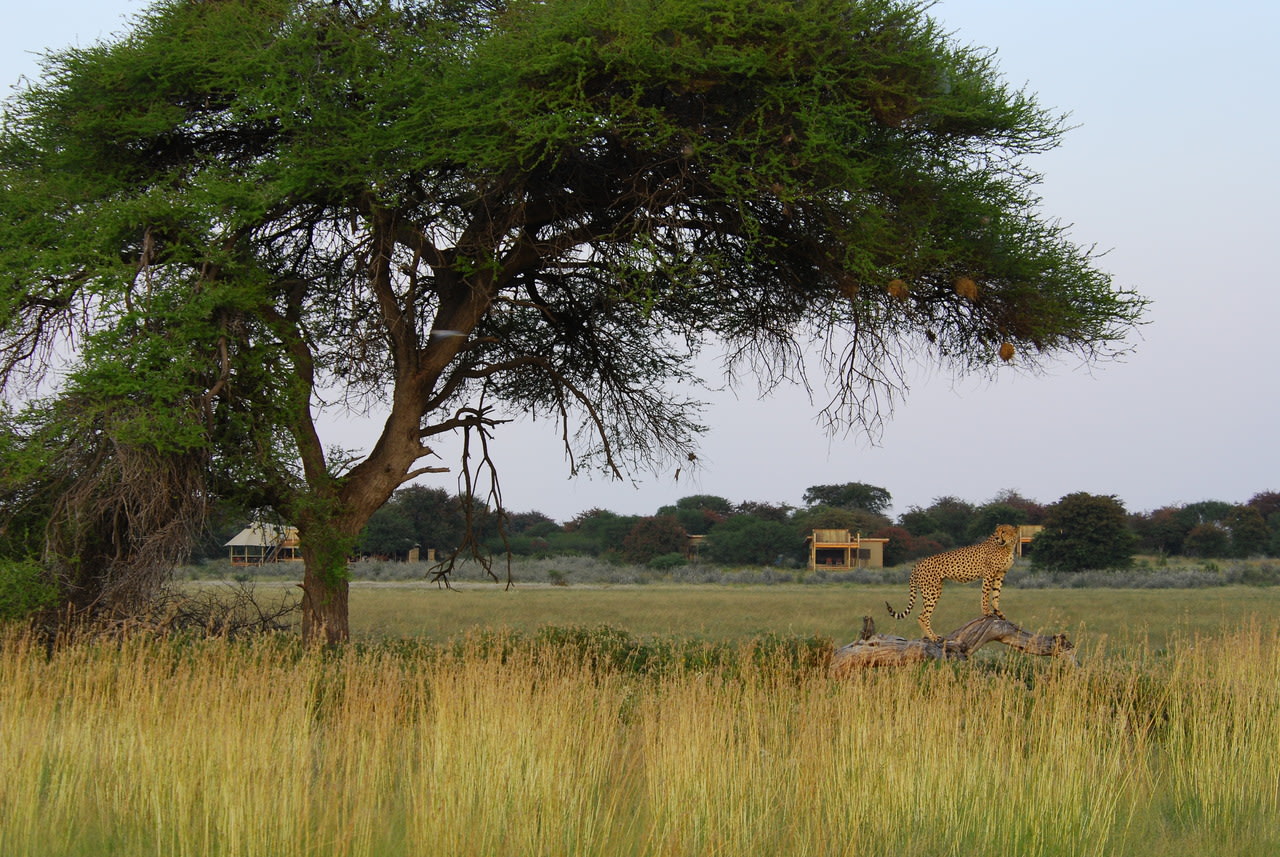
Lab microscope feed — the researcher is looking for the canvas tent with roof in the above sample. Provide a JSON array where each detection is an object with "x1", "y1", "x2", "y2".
[{"x1": 224, "y1": 522, "x2": 301, "y2": 566}]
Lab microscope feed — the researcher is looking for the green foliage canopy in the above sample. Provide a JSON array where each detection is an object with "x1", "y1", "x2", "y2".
[
  {"x1": 897, "y1": 495, "x2": 976, "y2": 547},
  {"x1": 622, "y1": 515, "x2": 688, "y2": 564},
  {"x1": 1032, "y1": 492, "x2": 1137, "y2": 572},
  {"x1": 802, "y1": 482, "x2": 892, "y2": 515},
  {"x1": 702, "y1": 514, "x2": 797, "y2": 565},
  {"x1": 1, "y1": 0, "x2": 1146, "y2": 638},
  {"x1": 1182, "y1": 523, "x2": 1229, "y2": 560},
  {"x1": 791, "y1": 505, "x2": 890, "y2": 541},
  {"x1": 967, "y1": 502, "x2": 1025, "y2": 542},
  {"x1": 657, "y1": 495, "x2": 732, "y2": 535}
]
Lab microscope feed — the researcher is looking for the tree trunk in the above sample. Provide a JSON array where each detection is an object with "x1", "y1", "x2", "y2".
[
  {"x1": 830, "y1": 615, "x2": 1075, "y2": 674},
  {"x1": 300, "y1": 560, "x2": 350, "y2": 645},
  {"x1": 297, "y1": 515, "x2": 357, "y2": 645}
]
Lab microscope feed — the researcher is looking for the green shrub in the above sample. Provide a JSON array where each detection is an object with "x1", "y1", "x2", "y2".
[
  {"x1": 622, "y1": 516, "x2": 687, "y2": 564},
  {"x1": 523, "y1": 624, "x2": 832, "y2": 681},
  {"x1": 1032, "y1": 492, "x2": 1137, "y2": 571},
  {"x1": 0, "y1": 559, "x2": 58, "y2": 621}
]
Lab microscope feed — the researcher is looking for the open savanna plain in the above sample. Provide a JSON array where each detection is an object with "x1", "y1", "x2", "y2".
[{"x1": 4, "y1": 582, "x2": 1279, "y2": 857}]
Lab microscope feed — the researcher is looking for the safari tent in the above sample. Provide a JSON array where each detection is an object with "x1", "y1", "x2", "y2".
[{"x1": 224, "y1": 522, "x2": 302, "y2": 566}]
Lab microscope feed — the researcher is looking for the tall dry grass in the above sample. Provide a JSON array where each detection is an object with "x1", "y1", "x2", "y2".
[{"x1": 2, "y1": 625, "x2": 1277, "y2": 857}]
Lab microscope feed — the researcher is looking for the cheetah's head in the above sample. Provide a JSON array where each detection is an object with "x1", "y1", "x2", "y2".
[{"x1": 993, "y1": 524, "x2": 1018, "y2": 546}]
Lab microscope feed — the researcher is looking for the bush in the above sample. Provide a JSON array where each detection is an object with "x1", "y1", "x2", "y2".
[
  {"x1": 1183, "y1": 523, "x2": 1229, "y2": 558},
  {"x1": 525, "y1": 624, "x2": 833, "y2": 680},
  {"x1": 1237, "y1": 560, "x2": 1280, "y2": 585},
  {"x1": 703, "y1": 516, "x2": 798, "y2": 565},
  {"x1": 873, "y1": 526, "x2": 913, "y2": 566},
  {"x1": 1032, "y1": 493, "x2": 1137, "y2": 572},
  {"x1": 1006, "y1": 559, "x2": 1280, "y2": 589},
  {"x1": 488, "y1": 534, "x2": 552, "y2": 557},
  {"x1": 622, "y1": 516, "x2": 688, "y2": 564},
  {"x1": 0, "y1": 559, "x2": 58, "y2": 622}
]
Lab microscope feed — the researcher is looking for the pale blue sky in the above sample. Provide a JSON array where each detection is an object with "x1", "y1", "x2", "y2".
[{"x1": 5, "y1": 1, "x2": 1277, "y2": 522}]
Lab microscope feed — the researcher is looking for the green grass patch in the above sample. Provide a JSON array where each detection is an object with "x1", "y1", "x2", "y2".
[{"x1": 306, "y1": 582, "x2": 1280, "y2": 656}]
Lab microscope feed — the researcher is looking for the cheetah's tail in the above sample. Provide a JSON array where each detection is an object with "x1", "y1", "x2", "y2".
[{"x1": 885, "y1": 589, "x2": 915, "y2": 621}]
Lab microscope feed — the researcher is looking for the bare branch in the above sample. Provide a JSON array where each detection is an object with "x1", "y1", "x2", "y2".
[{"x1": 428, "y1": 404, "x2": 514, "y2": 589}]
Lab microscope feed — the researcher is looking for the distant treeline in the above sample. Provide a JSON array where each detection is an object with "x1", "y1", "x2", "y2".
[{"x1": 200, "y1": 485, "x2": 1280, "y2": 572}]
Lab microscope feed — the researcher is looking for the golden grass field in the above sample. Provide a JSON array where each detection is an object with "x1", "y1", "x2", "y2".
[{"x1": 3, "y1": 584, "x2": 1279, "y2": 856}]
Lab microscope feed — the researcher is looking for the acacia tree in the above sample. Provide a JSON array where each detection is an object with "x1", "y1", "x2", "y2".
[
  {"x1": 802, "y1": 483, "x2": 892, "y2": 516},
  {"x1": 0, "y1": 0, "x2": 1145, "y2": 641}
]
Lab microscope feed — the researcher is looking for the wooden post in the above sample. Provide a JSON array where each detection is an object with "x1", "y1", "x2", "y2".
[{"x1": 830, "y1": 615, "x2": 1075, "y2": 674}]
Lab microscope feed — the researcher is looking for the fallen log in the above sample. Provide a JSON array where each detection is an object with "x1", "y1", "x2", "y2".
[{"x1": 830, "y1": 615, "x2": 1075, "y2": 674}]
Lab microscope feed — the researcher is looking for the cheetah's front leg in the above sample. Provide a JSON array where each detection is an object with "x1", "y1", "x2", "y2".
[
  {"x1": 918, "y1": 583, "x2": 943, "y2": 642},
  {"x1": 982, "y1": 575, "x2": 1006, "y2": 619}
]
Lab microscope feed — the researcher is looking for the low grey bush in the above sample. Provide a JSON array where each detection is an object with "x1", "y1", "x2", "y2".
[{"x1": 178, "y1": 556, "x2": 1280, "y2": 589}]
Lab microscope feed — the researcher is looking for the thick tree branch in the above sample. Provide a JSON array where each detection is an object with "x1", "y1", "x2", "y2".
[
  {"x1": 420, "y1": 406, "x2": 512, "y2": 439},
  {"x1": 368, "y1": 206, "x2": 418, "y2": 375}
]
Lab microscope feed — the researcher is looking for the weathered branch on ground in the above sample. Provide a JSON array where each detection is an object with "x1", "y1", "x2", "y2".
[{"x1": 830, "y1": 615, "x2": 1075, "y2": 673}]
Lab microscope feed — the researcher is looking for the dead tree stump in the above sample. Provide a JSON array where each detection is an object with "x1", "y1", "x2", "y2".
[{"x1": 830, "y1": 615, "x2": 1075, "y2": 674}]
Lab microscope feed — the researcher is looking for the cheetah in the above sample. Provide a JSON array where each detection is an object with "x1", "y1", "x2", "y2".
[{"x1": 885, "y1": 524, "x2": 1019, "y2": 642}]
